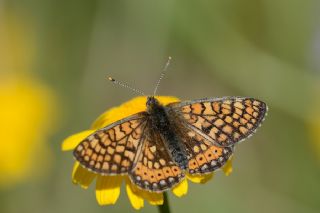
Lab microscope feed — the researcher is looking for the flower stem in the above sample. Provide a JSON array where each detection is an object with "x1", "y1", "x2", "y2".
[{"x1": 157, "y1": 192, "x2": 171, "y2": 213}]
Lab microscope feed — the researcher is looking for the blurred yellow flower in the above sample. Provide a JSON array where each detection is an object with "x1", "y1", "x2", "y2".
[
  {"x1": 62, "y1": 96, "x2": 232, "y2": 209},
  {"x1": 0, "y1": 77, "x2": 57, "y2": 187},
  {"x1": 0, "y1": 10, "x2": 57, "y2": 188}
]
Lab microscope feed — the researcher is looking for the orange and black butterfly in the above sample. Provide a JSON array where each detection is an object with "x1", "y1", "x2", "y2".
[{"x1": 73, "y1": 58, "x2": 268, "y2": 192}]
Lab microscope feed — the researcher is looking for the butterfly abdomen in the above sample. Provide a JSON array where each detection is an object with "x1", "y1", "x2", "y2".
[{"x1": 147, "y1": 97, "x2": 188, "y2": 170}]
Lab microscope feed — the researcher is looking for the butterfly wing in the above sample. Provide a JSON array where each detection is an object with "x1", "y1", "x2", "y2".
[
  {"x1": 167, "y1": 97, "x2": 268, "y2": 147},
  {"x1": 73, "y1": 112, "x2": 148, "y2": 175},
  {"x1": 174, "y1": 124, "x2": 234, "y2": 174},
  {"x1": 129, "y1": 127, "x2": 185, "y2": 192}
]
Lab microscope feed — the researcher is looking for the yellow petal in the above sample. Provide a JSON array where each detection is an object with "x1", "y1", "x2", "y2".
[
  {"x1": 95, "y1": 175, "x2": 123, "y2": 205},
  {"x1": 61, "y1": 130, "x2": 95, "y2": 151},
  {"x1": 223, "y1": 157, "x2": 233, "y2": 176},
  {"x1": 72, "y1": 162, "x2": 96, "y2": 189},
  {"x1": 156, "y1": 96, "x2": 180, "y2": 105},
  {"x1": 186, "y1": 173, "x2": 214, "y2": 184},
  {"x1": 172, "y1": 179, "x2": 188, "y2": 197},
  {"x1": 91, "y1": 106, "x2": 119, "y2": 129},
  {"x1": 126, "y1": 179, "x2": 163, "y2": 206},
  {"x1": 142, "y1": 190, "x2": 163, "y2": 205},
  {"x1": 125, "y1": 179, "x2": 144, "y2": 210}
]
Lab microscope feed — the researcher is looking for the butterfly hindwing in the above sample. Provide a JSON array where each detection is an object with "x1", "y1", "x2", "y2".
[
  {"x1": 165, "y1": 111, "x2": 234, "y2": 174},
  {"x1": 129, "y1": 128, "x2": 185, "y2": 192},
  {"x1": 167, "y1": 97, "x2": 267, "y2": 147},
  {"x1": 73, "y1": 113, "x2": 148, "y2": 175},
  {"x1": 178, "y1": 127, "x2": 233, "y2": 174}
]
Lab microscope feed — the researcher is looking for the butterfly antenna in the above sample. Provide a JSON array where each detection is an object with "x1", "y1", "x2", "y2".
[
  {"x1": 107, "y1": 77, "x2": 145, "y2": 96},
  {"x1": 153, "y1": 56, "x2": 172, "y2": 96}
]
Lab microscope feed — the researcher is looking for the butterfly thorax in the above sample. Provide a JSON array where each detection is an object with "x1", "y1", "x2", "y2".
[{"x1": 146, "y1": 97, "x2": 188, "y2": 170}]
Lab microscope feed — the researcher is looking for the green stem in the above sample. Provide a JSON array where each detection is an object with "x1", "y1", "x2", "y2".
[{"x1": 157, "y1": 192, "x2": 171, "y2": 213}]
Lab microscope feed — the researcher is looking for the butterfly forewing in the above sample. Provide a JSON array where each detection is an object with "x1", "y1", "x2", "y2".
[
  {"x1": 73, "y1": 113, "x2": 148, "y2": 175},
  {"x1": 167, "y1": 97, "x2": 267, "y2": 147},
  {"x1": 129, "y1": 128, "x2": 185, "y2": 192}
]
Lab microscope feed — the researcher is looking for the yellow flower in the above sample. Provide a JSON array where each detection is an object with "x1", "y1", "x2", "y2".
[
  {"x1": 62, "y1": 96, "x2": 232, "y2": 209},
  {"x1": 0, "y1": 77, "x2": 57, "y2": 188},
  {"x1": 0, "y1": 11, "x2": 57, "y2": 188}
]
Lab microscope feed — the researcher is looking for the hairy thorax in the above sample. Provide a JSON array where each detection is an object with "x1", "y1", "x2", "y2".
[{"x1": 147, "y1": 97, "x2": 188, "y2": 169}]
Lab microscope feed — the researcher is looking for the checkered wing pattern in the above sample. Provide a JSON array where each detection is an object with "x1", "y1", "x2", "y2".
[
  {"x1": 129, "y1": 128, "x2": 185, "y2": 192},
  {"x1": 73, "y1": 113, "x2": 148, "y2": 175},
  {"x1": 168, "y1": 97, "x2": 267, "y2": 147},
  {"x1": 174, "y1": 125, "x2": 234, "y2": 174}
]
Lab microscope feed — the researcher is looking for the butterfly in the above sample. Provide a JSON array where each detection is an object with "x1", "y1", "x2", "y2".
[
  {"x1": 74, "y1": 95, "x2": 267, "y2": 192},
  {"x1": 73, "y1": 57, "x2": 267, "y2": 192}
]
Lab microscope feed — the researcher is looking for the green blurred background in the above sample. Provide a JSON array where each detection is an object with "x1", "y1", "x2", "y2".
[{"x1": 1, "y1": 0, "x2": 320, "y2": 212}]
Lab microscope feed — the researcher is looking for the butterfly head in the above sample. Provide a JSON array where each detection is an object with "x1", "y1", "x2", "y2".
[
  {"x1": 147, "y1": 96, "x2": 159, "y2": 106},
  {"x1": 146, "y1": 96, "x2": 161, "y2": 112}
]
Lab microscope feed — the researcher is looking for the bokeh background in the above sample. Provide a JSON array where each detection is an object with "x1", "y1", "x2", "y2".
[{"x1": 1, "y1": 0, "x2": 320, "y2": 212}]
